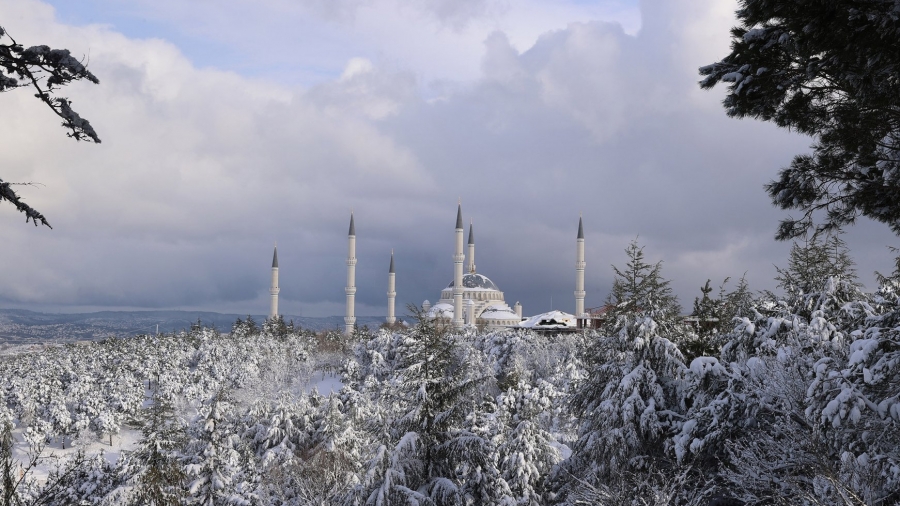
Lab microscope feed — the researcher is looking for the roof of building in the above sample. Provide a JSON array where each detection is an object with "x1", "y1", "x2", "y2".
[
  {"x1": 272, "y1": 246, "x2": 278, "y2": 268},
  {"x1": 348, "y1": 213, "x2": 355, "y2": 236},
  {"x1": 479, "y1": 305, "x2": 519, "y2": 320},
  {"x1": 577, "y1": 216, "x2": 584, "y2": 239},
  {"x1": 447, "y1": 273, "x2": 500, "y2": 291},
  {"x1": 427, "y1": 302, "x2": 454, "y2": 318},
  {"x1": 519, "y1": 310, "x2": 576, "y2": 329}
]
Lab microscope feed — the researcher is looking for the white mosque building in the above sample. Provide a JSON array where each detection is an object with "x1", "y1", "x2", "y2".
[
  {"x1": 268, "y1": 204, "x2": 588, "y2": 333},
  {"x1": 423, "y1": 204, "x2": 522, "y2": 329}
]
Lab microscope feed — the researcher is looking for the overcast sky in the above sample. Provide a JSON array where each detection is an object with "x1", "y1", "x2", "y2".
[{"x1": 1, "y1": 0, "x2": 897, "y2": 318}]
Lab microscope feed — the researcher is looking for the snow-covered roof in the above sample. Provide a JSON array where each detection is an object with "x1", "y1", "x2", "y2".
[
  {"x1": 479, "y1": 305, "x2": 518, "y2": 320},
  {"x1": 447, "y1": 273, "x2": 500, "y2": 291},
  {"x1": 427, "y1": 302, "x2": 454, "y2": 318},
  {"x1": 519, "y1": 310, "x2": 576, "y2": 329}
]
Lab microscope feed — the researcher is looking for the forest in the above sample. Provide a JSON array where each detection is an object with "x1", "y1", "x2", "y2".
[{"x1": 1, "y1": 236, "x2": 898, "y2": 506}]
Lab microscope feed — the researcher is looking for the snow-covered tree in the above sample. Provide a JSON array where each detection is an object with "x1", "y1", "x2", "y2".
[
  {"x1": 682, "y1": 275, "x2": 757, "y2": 362},
  {"x1": 296, "y1": 393, "x2": 363, "y2": 502},
  {"x1": 555, "y1": 242, "x2": 687, "y2": 502},
  {"x1": 773, "y1": 233, "x2": 862, "y2": 319},
  {"x1": 700, "y1": 0, "x2": 900, "y2": 240},
  {"x1": 496, "y1": 380, "x2": 561, "y2": 506},
  {"x1": 602, "y1": 240, "x2": 681, "y2": 329},
  {"x1": 0, "y1": 24, "x2": 100, "y2": 227},
  {"x1": 126, "y1": 392, "x2": 187, "y2": 506},
  {"x1": 348, "y1": 309, "x2": 497, "y2": 505},
  {"x1": 802, "y1": 288, "x2": 900, "y2": 504},
  {"x1": 182, "y1": 390, "x2": 257, "y2": 505},
  {"x1": 20, "y1": 450, "x2": 121, "y2": 506}
]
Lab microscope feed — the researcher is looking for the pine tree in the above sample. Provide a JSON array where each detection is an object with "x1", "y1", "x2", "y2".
[
  {"x1": 604, "y1": 240, "x2": 681, "y2": 329},
  {"x1": 682, "y1": 279, "x2": 725, "y2": 362},
  {"x1": 723, "y1": 274, "x2": 754, "y2": 320},
  {"x1": 351, "y1": 307, "x2": 494, "y2": 505},
  {"x1": 773, "y1": 232, "x2": 863, "y2": 322},
  {"x1": 700, "y1": 0, "x2": 900, "y2": 239},
  {"x1": 300, "y1": 394, "x2": 363, "y2": 502},
  {"x1": 25, "y1": 450, "x2": 120, "y2": 506},
  {"x1": 182, "y1": 390, "x2": 256, "y2": 505},
  {"x1": 556, "y1": 241, "x2": 687, "y2": 500},
  {"x1": 127, "y1": 392, "x2": 187, "y2": 506},
  {"x1": 1, "y1": 415, "x2": 17, "y2": 506},
  {"x1": 683, "y1": 277, "x2": 757, "y2": 362},
  {"x1": 496, "y1": 380, "x2": 560, "y2": 506}
]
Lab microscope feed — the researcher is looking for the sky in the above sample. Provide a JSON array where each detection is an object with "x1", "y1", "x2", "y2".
[{"x1": 1, "y1": 0, "x2": 897, "y2": 318}]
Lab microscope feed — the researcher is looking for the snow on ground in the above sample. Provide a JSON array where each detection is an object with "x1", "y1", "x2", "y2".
[
  {"x1": 11, "y1": 425, "x2": 142, "y2": 483},
  {"x1": 551, "y1": 439, "x2": 572, "y2": 460},
  {"x1": 304, "y1": 370, "x2": 344, "y2": 395}
]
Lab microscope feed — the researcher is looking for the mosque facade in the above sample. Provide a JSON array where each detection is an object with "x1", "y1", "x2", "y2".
[
  {"x1": 268, "y1": 204, "x2": 587, "y2": 333},
  {"x1": 423, "y1": 204, "x2": 522, "y2": 329}
]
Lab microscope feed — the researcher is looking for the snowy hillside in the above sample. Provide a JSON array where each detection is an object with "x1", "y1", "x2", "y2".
[{"x1": 0, "y1": 308, "x2": 386, "y2": 345}]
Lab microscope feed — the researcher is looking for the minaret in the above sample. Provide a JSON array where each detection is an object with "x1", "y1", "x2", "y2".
[
  {"x1": 452, "y1": 203, "x2": 465, "y2": 329},
  {"x1": 386, "y1": 251, "x2": 396, "y2": 325},
  {"x1": 344, "y1": 213, "x2": 357, "y2": 336},
  {"x1": 467, "y1": 221, "x2": 476, "y2": 274},
  {"x1": 575, "y1": 216, "x2": 586, "y2": 319},
  {"x1": 269, "y1": 245, "x2": 280, "y2": 319}
]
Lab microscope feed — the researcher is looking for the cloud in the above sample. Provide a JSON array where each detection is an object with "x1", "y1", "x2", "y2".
[{"x1": 1, "y1": 0, "x2": 896, "y2": 319}]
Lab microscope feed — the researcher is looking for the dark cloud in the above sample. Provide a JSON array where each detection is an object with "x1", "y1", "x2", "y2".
[{"x1": 1, "y1": 0, "x2": 896, "y2": 319}]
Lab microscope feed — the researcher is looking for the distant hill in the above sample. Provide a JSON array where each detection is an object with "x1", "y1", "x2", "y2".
[{"x1": 0, "y1": 308, "x2": 389, "y2": 345}]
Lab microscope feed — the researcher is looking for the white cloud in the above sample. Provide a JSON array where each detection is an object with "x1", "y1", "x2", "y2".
[{"x1": 1, "y1": 0, "x2": 896, "y2": 318}]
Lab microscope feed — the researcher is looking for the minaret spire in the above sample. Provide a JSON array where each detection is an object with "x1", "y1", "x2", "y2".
[
  {"x1": 575, "y1": 215, "x2": 586, "y2": 321},
  {"x1": 345, "y1": 212, "x2": 357, "y2": 336},
  {"x1": 452, "y1": 203, "x2": 465, "y2": 329},
  {"x1": 269, "y1": 244, "x2": 280, "y2": 319},
  {"x1": 386, "y1": 250, "x2": 396, "y2": 325},
  {"x1": 467, "y1": 220, "x2": 476, "y2": 274}
]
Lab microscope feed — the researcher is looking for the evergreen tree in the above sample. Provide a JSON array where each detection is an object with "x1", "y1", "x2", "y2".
[
  {"x1": 1, "y1": 415, "x2": 17, "y2": 506},
  {"x1": 683, "y1": 276, "x2": 757, "y2": 362},
  {"x1": 555, "y1": 242, "x2": 687, "y2": 501},
  {"x1": 182, "y1": 390, "x2": 256, "y2": 505},
  {"x1": 263, "y1": 315, "x2": 291, "y2": 340},
  {"x1": 351, "y1": 307, "x2": 495, "y2": 505},
  {"x1": 772, "y1": 232, "x2": 863, "y2": 322},
  {"x1": 723, "y1": 273, "x2": 754, "y2": 320},
  {"x1": 700, "y1": 0, "x2": 900, "y2": 239},
  {"x1": 603, "y1": 239, "x2": 681, "y2": 329},
  {"x1": 682, "y1": 279, "x2": 726, "y2": 362},
  {"x1": 874, "y1": 246, "x2": 900, "y2": 290},
  {"x1": 301, "y1": 394, "x2": 363, "y2": 502},
  {"x1": 30, "y1": 451, "x2": 120, "y2": 506},
  {"x1": 496, "y1": 380, "x2": 560, "y2": 506},
  {"x1": 127, "y1": 392, "x2": 187, "y2": 506}
]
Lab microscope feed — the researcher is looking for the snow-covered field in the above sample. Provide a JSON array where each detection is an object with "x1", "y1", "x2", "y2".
[{"x1": 2, "y1": 271, "x2": 899, "y2": 506}]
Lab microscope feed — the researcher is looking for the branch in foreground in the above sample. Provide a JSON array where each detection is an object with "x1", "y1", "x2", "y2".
[{"x1": 0, "y1": 178, "x2": 51, "y2": 228}]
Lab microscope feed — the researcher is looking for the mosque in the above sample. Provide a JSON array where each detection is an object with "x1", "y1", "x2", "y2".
[{"x1": 267, "y1": 204, "x2": 588, "y2": 333}]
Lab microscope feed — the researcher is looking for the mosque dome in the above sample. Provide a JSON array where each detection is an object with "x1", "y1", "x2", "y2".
[
  {"x1": 447, "y1": 273, "x2": 500, "y2": 291},
  {"x1": 425, "y1": 208, "x2": 523, "y2": 329}
]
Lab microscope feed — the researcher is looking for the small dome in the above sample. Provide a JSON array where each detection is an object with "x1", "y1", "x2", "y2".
[
  {"x1": 448, "y1": 273, "x2": 500, "y2": 291},
  {"x1": 480, "y1": 305, "x2": 518, "y2": 320}
]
